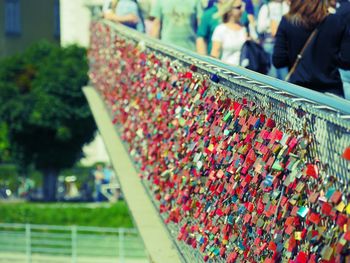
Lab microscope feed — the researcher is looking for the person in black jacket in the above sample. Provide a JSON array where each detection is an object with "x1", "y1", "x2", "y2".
[
  {"x1": 272, "y1": 0, "x2": 350, "y2": 97},
  {"x1": 335, "y1": 0, "x2": 350, "y2": 20}
]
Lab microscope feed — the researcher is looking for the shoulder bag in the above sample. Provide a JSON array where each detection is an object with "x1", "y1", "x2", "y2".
[{"x1": 285, "y1": 28, "x2": 319, "y2": 82}]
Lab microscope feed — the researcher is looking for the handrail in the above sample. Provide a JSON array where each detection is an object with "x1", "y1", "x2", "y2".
[
  {"x1": 0, "y1": 222, "x2": 137, "y2": 234},
  {"x1": 101, "y1": 19, "x2": 350, "y2": 117},
  {"x1": 0, "y1": 222, "x2": 147, "y2": 262}
]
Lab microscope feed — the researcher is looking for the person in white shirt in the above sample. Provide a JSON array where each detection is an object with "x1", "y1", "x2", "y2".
[
  {"x1": 257, "y1": 0, "x2": 289, "y2": 36},
  {"x1": 257, "y1": 0, "x2": 289, "y2": 79},
  {"x1": 211, "y1": 0, "x2": 248, "y2": 66}
]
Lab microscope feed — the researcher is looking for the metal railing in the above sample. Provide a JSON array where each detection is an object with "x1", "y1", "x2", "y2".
[
  {"x1": 89, "y1": 20, "x2": 350, "y2": 262},
  {"x1": 99, "y1": 19, "x2": 350, "y2": 117},
  {"x1": 0, "y1": 223, "x2": 148, "y2": 263}
]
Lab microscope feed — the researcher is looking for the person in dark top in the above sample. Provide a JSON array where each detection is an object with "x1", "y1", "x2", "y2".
[
  {"x1": 337, "y1": 0, "x2": 350, "y2": 21},
  {"x1": 272, "y1": 0, "x2": 350, "y2": 96},
  {"x1": 336, "y1": 0, "x2": 350, "y2": 99},
  {"x1": 206, "y1": 0, "x2": 218, "y2": 9}
]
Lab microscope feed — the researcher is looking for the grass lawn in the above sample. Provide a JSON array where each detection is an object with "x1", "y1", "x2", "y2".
[{"x1": 0, "y1": 201, "x2": 134, "y2": 228}]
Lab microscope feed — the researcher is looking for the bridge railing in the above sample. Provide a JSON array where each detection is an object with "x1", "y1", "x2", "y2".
[
  {"x1": 0, "y1": 223, "x2": 147, "y2": 263},
  {"x1": 89, "y1": 19, "x2": 350, "y2": 262}
]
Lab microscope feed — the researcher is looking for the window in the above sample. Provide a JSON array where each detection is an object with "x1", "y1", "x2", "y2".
[
  {"x1": 5, "y1": 0, "x2": 21, "y2": 35},
  {"x1": 54, "y1": 0, "x2": 60, "y2": 38}
]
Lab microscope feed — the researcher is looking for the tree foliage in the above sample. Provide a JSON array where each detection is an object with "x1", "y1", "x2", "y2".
[
  {"x1": 0, "y1": 41, "x2": 96, "y2": 180},
  {"x1": 0, "y1": 123, "x2": 11, "y2": 163}
]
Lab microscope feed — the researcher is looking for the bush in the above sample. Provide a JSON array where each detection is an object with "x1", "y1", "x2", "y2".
[{"x1": 0, "y1": 202, "x2": 134, "y2": 228}]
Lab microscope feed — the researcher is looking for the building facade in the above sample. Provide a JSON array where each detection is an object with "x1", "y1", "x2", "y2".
[
  {"x1": 0, "y1": 0, "x2": 110, "y2": 166},
  {"x1": 60, "y1": 0, "x2": 109, "y2": 166},
  {"x1": 60, "y1": 0, "x2": 104, "y2": 47},
  {"x1": 0, "y1": 0, "x2": 60, "y2": 57}
]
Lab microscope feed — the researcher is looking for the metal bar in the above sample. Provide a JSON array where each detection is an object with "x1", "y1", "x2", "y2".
[
  {"x1": 1, "y1": 223, "x2": 146, "y2": 261},
  {"x1": 71, "y1": 225, "x2": 77, "y2": 263},
  {"x1": 75, "y1": 234, "x2": 119, "y2": 240},
  {"x1": 25, "y1": 224, "x2": 31, "y2": 263},
  {"x1": 70, "y1": 243, "x2": 119, "y2": 249},
  {"x1": 77, "y1": 226, "x2": 137, "y2": 234},
  {"x1": 0, "y1": 239, "x2": 26, "y2": 246},
  {"x1": 0, "y1": 223, "x2": 26, "y2": 229},
  {"x1": 1, "y1": 222, "x2": 137, "y2": 234},
  {"x1": 73, "y1": 242, "x2": 143, "y2": 250},
  {"x1": 30, "y1": 239, "x2": 72, "y2": 246},
  {"x1": 75, "y1": 244, "x2": 120, "y2": 250},
  {"x1": 29, "y1": 224, "x2": 72, "y2": 231},
  {"x1": 30, "y1": 232, "x2": 72, "y2": 239},
  {"x1": 77, "y1": 232, "x2": 139, "y2": 238},
  {"x1": 0, "y1": 231, "x2": 28, "y2": 237},
  {"x1": 30, "y1": 247, "x2": 72, "y2": 254},
  {"x1": 118, "y1": 228, "x2": 125, "y2": 263},
  {"x1": 0, "y1": 244, "x2": 26, "y2": 252}
]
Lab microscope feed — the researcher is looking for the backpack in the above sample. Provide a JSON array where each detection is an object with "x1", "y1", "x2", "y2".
[{"x1": 239, "y1": 40, "x2": 271, "y2": 74}]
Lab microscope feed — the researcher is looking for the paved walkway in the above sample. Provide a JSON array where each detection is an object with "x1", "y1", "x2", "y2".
[{"x1": 83, "y1": 87, "x2": 182, "y2": 263}]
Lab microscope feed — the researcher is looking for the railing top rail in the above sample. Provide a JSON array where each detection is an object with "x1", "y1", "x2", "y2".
[
  {"x1": 99, "y1": 19, "x2": 350, "y2": 119},
  {"x1": 0, "y1": 223, "x2": 26, "y2": 229},
  {"x1": 0, "y1": 223, "x2": 137, "y2": 234}
]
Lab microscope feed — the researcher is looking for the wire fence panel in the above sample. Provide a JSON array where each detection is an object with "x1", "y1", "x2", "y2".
[
  {"x1": 89, "y1": 19, "x2": 350, "y2": 263},
  {"x1": 0, "y1": 223, "x2": 148, "y2": 263}
]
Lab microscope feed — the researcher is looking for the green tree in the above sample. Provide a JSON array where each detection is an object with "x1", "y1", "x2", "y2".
[
  {"x1": 0, "y1": 41, "x2": 96, "y2": 201},
  {"x1": 0, "y1": 123, "x2": 11, "y2": 163}
]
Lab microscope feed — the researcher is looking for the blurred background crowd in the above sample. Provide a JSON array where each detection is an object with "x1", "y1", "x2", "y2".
[
  {"x1": 1, "y1": 162, "x2": 121, "y2": 203},
  {"x1": 102, "y1": 0, "x2": 350, "y2": 99},
  {"x1": 0, "y1": 0, "x2": 348, "y2": 204},
  {"x1": 0, "y1": 1, "x2": 348, "y2": 261}
]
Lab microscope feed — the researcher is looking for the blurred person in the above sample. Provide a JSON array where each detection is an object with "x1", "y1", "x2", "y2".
[
  {"x1": 150, "y1": 0, "x2": 203, "y2": 51},
  {"x1": 103, "y1": 0, "x2": 117, "y2": 12},
  {"x1": 103, "y1": 0, "x2": 145, "y2": 32},
  {"x1": 102, "y1": 165, "x2": 114, "y2": 185},
  {"x1": 18, "y1": 177, "x2": 35, "y2": 199},
  {"x1": 65, "y1": 176, "x2": 79, "y2": 199},
  {"x1": 328, "y1": 0, "x2": 337, "y2": 12},
  {"x1": 196, "y1": 0, "x2": 225, "y2": 55},
  {"x1": 211, "y1": 0, "x2": 248, "y2": 65},
  {"x1": 272, "y1": 0, "x2": 350, "y2": 96},
  {"x1": 206, "y1": 0, "x2": 219, "y2": 9},
  {"x1": 137, "y1": 0, "x2": 155, "y2": 34},
  {"x1": 257, "y1": 0, "x2": 289, "y2": 79},
  {"x1": 101, "y1": 165, "x2": 120, "y2": 202},
  {"x1": 335, "y1": 0, "x2": 350, "y2": 99},
  {"x1": 201, "y1": 0, "x2": 210, "y2": 8},
  {"x1": 242, "y1": 0, "x2": 256, "y2": 24},
  {"x1": 234, "y1": 0, "x2": 258, "y2": 40},
  {"x1": 252, "y1": 0, "x2": 264, "y2": 16},
  {"x1": 93, "y1": 164, "x2": 105, "y2": 202},
  {"x1": 197, "y1": 0, "x2": 257, "y2": 56}
]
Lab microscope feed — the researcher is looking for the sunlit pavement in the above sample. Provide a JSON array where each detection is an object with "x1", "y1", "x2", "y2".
[{"x1": 0, "y1": 253, "x2": 149, "y2": 263}]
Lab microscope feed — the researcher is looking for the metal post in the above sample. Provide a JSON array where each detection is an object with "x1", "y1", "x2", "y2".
[
  {"x1": 118, "y1": 228, "x2": 125, "y2": 263},
  {"x1": 25, "y1": 224, "x2": 31, "y2": 263},
  {"x1": 71, "y1": 226, "x2": 77, "y2": 263}
]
